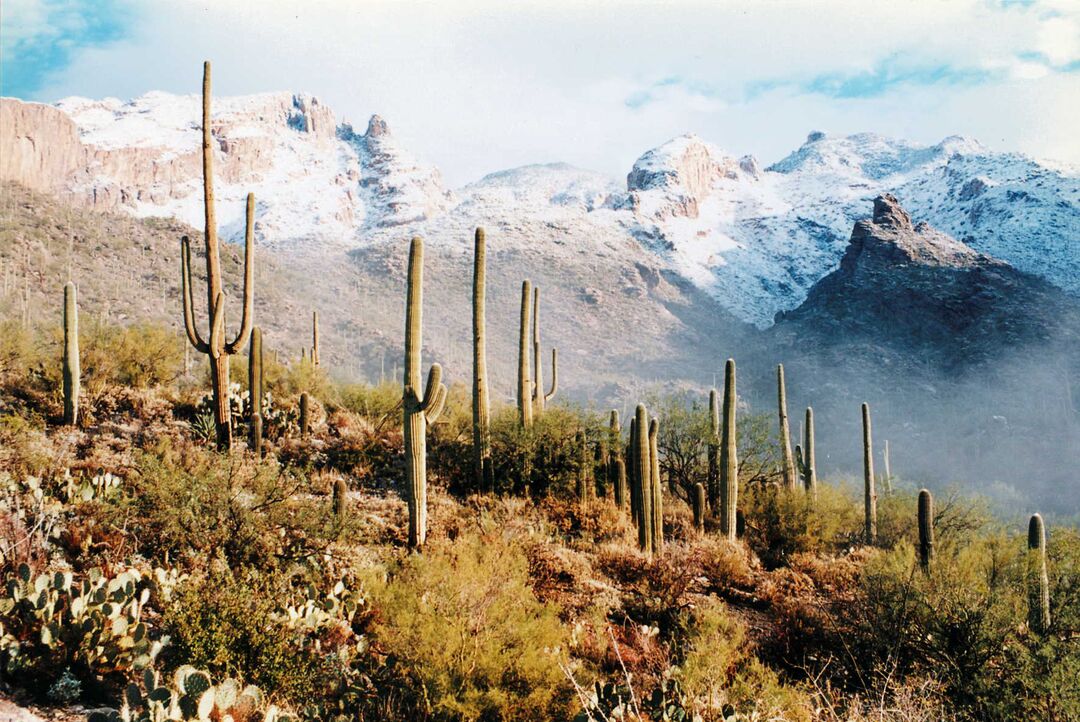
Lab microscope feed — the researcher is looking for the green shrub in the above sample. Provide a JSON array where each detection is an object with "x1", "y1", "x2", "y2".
[{"x1": 742, "y1": 482, "x2": 860, "y2": 568}]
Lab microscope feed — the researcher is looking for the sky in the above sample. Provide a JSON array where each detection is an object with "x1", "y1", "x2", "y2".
[{"x1": 2, "y1": 0, "x2": 1079, "y2": 186}]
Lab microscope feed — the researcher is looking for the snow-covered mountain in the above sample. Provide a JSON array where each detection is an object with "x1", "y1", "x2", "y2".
[{"x1": 1, "y1": 91, "x2": 1077, "y2": 329}]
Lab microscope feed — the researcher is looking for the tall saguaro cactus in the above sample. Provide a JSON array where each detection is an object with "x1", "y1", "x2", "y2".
[
  {"x1": 181, "y1": 61, "x2": 255, "y2": 450},
  {"x1": 62, "y1": 282, "x2": 80, "y2": 426},
  {"x1": 628, "y1": 416, "x2": 640, "y2": 523},
  {"x1": 403, "y1": 237, "x2": 448, "y2": 550},
  {"x1": 633, "y1": 404, "x2": 653, "y2": 555},
  {"x1": 311, "y1": 311, "x2": 320, "y2": 366},
  {"x1": 649, "y1": 417, "x2": 663, "y2": 554},
  {"x1": 862, "y1": 403, "x2": 877, "y2": 544},
  {"x1": 249, "y1": 327, "x2": 264, "y2": 455},
  {"x1": 719, "y1": 359, "x2": 738, "y2": 541},
  {"x1": 803, "y1": 407, "x2": 817, "y2": 495},
  {"x1": 472, "y1": 228, "x2": 492, "y2": 492},
  {"x1": 917, "y1": 489, "x2": 934, "y2": 573},
  {"x1": 517, "y1": 280, "x2": 533, "y2": 429},
  {"x1": 531, "y1": 287, "x2": 558, "y2": 415},
  {"x1": 707, "y1": 388, "x2": 720, "y2": 512},
  {"x1": 777, "y1": 364, "x2": 797, "y2": 490},
  {"x1": 1027, "y1": 513, "x2": 1051, "y2": 634}
]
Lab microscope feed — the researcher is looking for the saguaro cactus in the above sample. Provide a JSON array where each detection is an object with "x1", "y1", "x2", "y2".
[
  {"x1": 608, "y1": 411, "x2": 625, "y2": 509},
  {"x1": 249, "y1": 326, "x2": 263, "y2": 455},
  {"x1": 299, "y1": 392, "x2": 311, "y2": 437},
  {"x1": 777, "y1": 364, "x2": 797, "y2": 490},
  {"x1": 531, "y1": 287, "x2": 558, "y2": 415},
  {"x1": 614, "y1": 458, "x2": 627, "y2": 510},
  {"x1": 719, "y1": 359, "x2": 738, "y2": 541},
  {"x1": 693, "y1": 483, "x2": 705, "y2": 533},
  {"x1": 633, "y1": 404, "x2": 652, "y2": 555},
  {"x1": 917, "y1": 489, "x2": 934, "y2": 573},
  {"x1": 403, "y1": 237, "x2": 448, "y2": 550},
  {"x1": 1027, "y1": 513, "x2": 1051, "y2": 634},
  {"x1": 181, "y1": 61, "x2": 255, "y2": 450},
  {"x1": 649, "y1": 417, "x2": 663, "y2": 554},
  {"x1": 577, "y1": 431, "x2": 592, "y2": 507},
  {"x1": 803, "y1": 407, "x2": 817, "y2": 495},
  {"x1": 707, "y1": 388, "x2": 720, "y2": 512},
  {"x1": 333, "y1": 477, "x2": 348, "y2": 523},
  {"x1": 517, "y1": 280, "x2": 533, "y2": 429},
  {"x1": 472, "y1": 228, "x2": 493, "y2": 492},
  {"x1": 311, "y1": 311, "x2": 320, "y2": 366},
  {"x1": 862, "y1": 403, "x2": 877, "y2": 544},
  {"x1": 62, "y1": 282, "x2": 80, "y2": 426},
  {"x1": 882, "y1": 440, "x2": 893, "y2": 495}
]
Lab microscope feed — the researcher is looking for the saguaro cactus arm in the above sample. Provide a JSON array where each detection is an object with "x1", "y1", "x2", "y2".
[
  {"x1": 223, "y1": 193, "x2": 255, "y2": 355},
  {"x1": 544, "y1": 348, "x2": 558, "y2": 402},
  {"x1": 421, "y1": 363, "x2": 448, "y2": 423},
  {"x1": 180, "y1": 236, "x2": 210, "y2": 354}
]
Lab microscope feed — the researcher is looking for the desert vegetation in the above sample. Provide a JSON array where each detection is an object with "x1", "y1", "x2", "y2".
[{"x1": 1, "y1": 62, "x2": 1077, "y2": 722}]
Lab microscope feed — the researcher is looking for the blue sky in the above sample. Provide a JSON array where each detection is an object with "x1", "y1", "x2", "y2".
[{"x1": 3, "y1": 0, "x2": 1078, "y2": 184}]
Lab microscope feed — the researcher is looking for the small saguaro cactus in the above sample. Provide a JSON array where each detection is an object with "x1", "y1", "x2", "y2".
[
  {"x1": 917, "y1": 488, "x2": 934, "y2": 574},
  {"x1": 249, "y1": 326, "x2": 264, "y2": 455},
  {"x1": 693, "y1": 483, "x2": 705, "y2": 533},
  {"x1": 777, "y1": 364, "x2": 797, "y2": 490},
  {"x1": 299, "y1": 392, "x2": 311, "y2": 437},
  {"x1": 1027, "y1": 513, "x2": 1051, "y2": 634},
  {"x1": 608, "y1": 410, "x2": 625, "y2": 509},
  {"x1": 403, "y1": 237, "x2": 448, "y2": 550},
  {"x1": 614, "y1": 458, "x2": 627, "y2": 510},
  {"x1": 577, "y1": 430, "x2": 592, "y2": 507},
  {"x1": 803, "y1": 407, "x2": 817, "y2": 495},
  {"x1": 531, "y1": 286, "x2": 558, "y2": 415},
  {"x1": 633, "y1": 404, "x2": 653, "y2": 555},
  {"x1": 472, "y1": 228, "x2": 493, "y2": 492},
  {"x1": 181, "y1": 61, "x2": 255, "y2": 450},
  {"x1": 311, "y1": 311, "x2": 320, "y2": 366},
  {"x1": 707, "y1": 388, "x2": 720, "y2": 512},
  {"x1": 719, "y1": 359, "x2": 738, "y2": 541},
  {"x1": 882, "y1": 440, "x2": 893, "y2": 495},
  {"x1": 862, "y1": 403, "x2": 877, "y2": 544},
  {"x1": 649, "y1": 416, "x2": 663, "y2": 554},
  {"x1": 517, "y1": 280, "x2": 533, "y2": 429},
  {"x1": 62, "y1": 282, "x2": 80, "y2": 426},
  {"x1": 333, "y1": 477, "x2": 348, "y2": 523}
]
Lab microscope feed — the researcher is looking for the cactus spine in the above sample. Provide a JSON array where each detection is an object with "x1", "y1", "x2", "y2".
[
  {"x1": 693, "y1": 483, "x2": 705, "y2": 533},
  {"x1": 181, "y1": 61, "x2": 255, "y2": 450},
  {"x1": 862, "y1": 403, "x2": 877, "y2": 544},
  {"x1": 299, "y1": 392, "x2": 310, "y2": 437},
  {"x1": 531, "y1": 287, "x2": 557, "y2": 415},
  {"x1": 649, "y1": 417, "x2": 663, "y2": 554},
  {"x1": 472, "y1": 228, "x2": 493, "y2": 492},
  {"x1": 777, "y1": 364, "x2": 797, "y2": 490},
  {"x1": 62, "y1": 282, "x2": 80, "y2": 426},
  {"x1": 311, "y1": 311, "x2": 320, "y2": 366},
  {"x1": 707, "y1": 388, "x2": 720, "y2": 513},
  {"x1": 403, "y1": 237, "x2": 448, "y2": 550},
  {"x1": 249, "y1": 326, "x2": 263, "y2": 455},
  {"x1": 632, "y1": 404, "x2": 652, "y2": 555},
  {"x1": 719, "y1": 359, "x2": 738, "y2": 541},
  {"x1": 917, "y1": 488, "x2": 934, "y2": 574},
  {"x1": 803, "y1": 407, "x2": 817, "y2": 495},
  {"x1": 1027, "y1": 513, "x2": 1051, "y2": 634},
  {"x1": 517, "y1": 280, "x2": 533, "y2": 428}
]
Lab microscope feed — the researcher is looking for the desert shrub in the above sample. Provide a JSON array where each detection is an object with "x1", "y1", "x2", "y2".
[
  {"x1": 364, "y1": 532, "x2": 573, "y2": 721},
  {"x1": 742, "y1": 482, "x2": 861, "y2": 568},
  {"x1": 538, "y1": 495, "x2": 630, "y2": 545},
  {"x1": 337, "y1": 380, "x2": 401, "y2": 429}
]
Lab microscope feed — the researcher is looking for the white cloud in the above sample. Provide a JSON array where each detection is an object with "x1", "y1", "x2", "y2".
[{"x1": 17, "y1": 0, "x2": 1080, "y2": 184}]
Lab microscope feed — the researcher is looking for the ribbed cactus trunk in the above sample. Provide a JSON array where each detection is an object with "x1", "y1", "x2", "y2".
[
  {"x1": 62, "y1": 282, "x2": 80, "y2": 426},
  {"x1": 333, "y1": 477, "x2": 348, "y2": 524},
  {"x1": 311, "y1": 311, "x2": 320, "y2": 366},
  {"x1": 862, "y1": 403, "x2": 877, "y2": 544},
  {"x1": 917, "y1": 489, "x2": 934, "y2": 574},
  {"x1": 693, "y1": 483, "x2": 705, "y2": 533},
  {"x1": 402, "y1": 237, "x2": 448, "y2": 551},
  {"x1": 517, "y1": 281, "x2": 533, "y2": 429},
  {"x1": 803, "y1": 407, "x2": 817, "y2": 496},
  {"x1": 249, "y1": 326, "x2": 263, "y2": 455},
  {"x1": 531, "y1": 286, "x2": 557, "y2": 416},
  {"x1": 707, "y1": 388, "x2": 720, "y2": 513},
  {"x1": 472, "y1": 228, "x2": 492, "y2": 492},
  {"x1": 649, "y1": 417, "x2": 663, "y2": 554},
  {"x1": 299, "y1": 392, "x2": 310, "y2": 437},
  {"x1": 1027, "y1": 513, "x2": 1051, "y2": 634},
  {"x1": 633, "y1": 405, "x2": 652, "y2": 555},
  {"x1": 628, "y1": 416, "x2": 639, "y2": 523},
  {"x1": 777, "y1": 364, "x2": 797, "y2": 490},
  {"x1": 719, "y1": 359, "x2": 738, "y2": 541},
  {"x1": 614, "y1": 459, "x2": 627, "y2": 510},
  {"x1": 181, "y1": 62, "x2": 255, "y2": 451}
]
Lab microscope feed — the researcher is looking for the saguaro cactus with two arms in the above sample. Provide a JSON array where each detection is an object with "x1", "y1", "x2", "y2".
[{"x1": 181, "y1": 61, "x2": 255, "y2": 450}]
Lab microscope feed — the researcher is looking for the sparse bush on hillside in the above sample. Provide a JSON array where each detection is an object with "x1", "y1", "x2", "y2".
[{"x1": 742, "y1": 483, "x2": 861, "y2": 568}]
